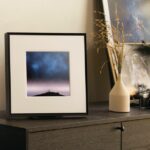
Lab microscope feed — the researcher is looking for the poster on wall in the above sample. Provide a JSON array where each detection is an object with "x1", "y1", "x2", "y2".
[{"x1": 5, "y1": 32, "x2": 87, "y2": 118}]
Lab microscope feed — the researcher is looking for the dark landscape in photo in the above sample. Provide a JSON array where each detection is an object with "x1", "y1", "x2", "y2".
[{"x1": 26, "y1": 51, "x2": 70, "y2": 96}]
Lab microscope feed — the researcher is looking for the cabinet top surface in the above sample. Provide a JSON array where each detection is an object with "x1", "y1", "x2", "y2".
[{"x1": 0, "y1": 103, "x2": 150, "y2": 132}]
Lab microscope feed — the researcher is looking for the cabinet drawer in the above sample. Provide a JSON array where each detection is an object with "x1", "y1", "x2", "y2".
[
  {"x1": 123, "y1": 119, "x2": 150, "y2": 150},
  {"x1": 28, "y1": 123, "x2": 120, "y2": 150}
]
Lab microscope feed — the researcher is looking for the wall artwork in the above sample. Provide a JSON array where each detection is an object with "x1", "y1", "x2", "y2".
[
  {"x1": 102, "y1": 0, "x2": 150, "y2": 87},
  {"x1": 122, "y1": 44, "x2": 150, "y2": 96},
  {"x1": 26, "y1": 51, "x2": 70, "y2": 97},
  {"x1": 103, "y1": 0, "x2": 150, "y2": 43},
  {"x1": 5, "y1": 33, "x2": 87, "y2": 117}
]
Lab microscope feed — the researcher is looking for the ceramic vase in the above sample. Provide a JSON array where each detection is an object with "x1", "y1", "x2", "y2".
[{"x1": 109, "y1": 74, "x2": 130, "y2": 112}]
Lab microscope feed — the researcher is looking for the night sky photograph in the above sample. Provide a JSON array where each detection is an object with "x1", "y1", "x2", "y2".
[{"x1": 26, "y1": 51, "x2": 70, "y2": 97}]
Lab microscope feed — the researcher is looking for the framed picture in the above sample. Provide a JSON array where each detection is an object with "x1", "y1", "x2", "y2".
[
  {"x1": 5, "y1": 32, "x2": 88, "y2": 118},
  {"x1": 102, "y1": 0, "x2": 150, "y2": 43}
]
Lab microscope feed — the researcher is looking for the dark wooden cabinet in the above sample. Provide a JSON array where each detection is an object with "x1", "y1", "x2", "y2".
[
  {"x1": 0, "y1": 122, "x2": 121, "y2": 150},
  {"x1": 1, "y1": 104, "x2": 150, "y2": 150},
  {"x1": 0, "y1": 125, "x2": 26, "y2": 150},
  {"x1": 28, "y1": 123, "x2": 120, "y2": 150},
  {"x1": 122, "y1": 120, "x2": 150, "y2": 150}
]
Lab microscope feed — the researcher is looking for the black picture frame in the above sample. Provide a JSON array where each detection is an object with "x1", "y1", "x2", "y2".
[{"x1": 5, "y1": 32, "x2": 88, "y2": 118}]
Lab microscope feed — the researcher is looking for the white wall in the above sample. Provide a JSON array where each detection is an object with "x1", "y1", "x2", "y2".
[
  {"x1": 0, "y1": 0, "x2": 111, "y2": 111},
  {"x1": 0, "y1": 0, "x2": 95, "y2": 110}
]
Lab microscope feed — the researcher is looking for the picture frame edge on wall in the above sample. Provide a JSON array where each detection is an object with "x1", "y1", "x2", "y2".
[
  {"x1": 5, "y1": 32, "x2": 88, "y2": 119},
  {"x1": 102, "y1": 0, "x2": 118, "y2": 83}
]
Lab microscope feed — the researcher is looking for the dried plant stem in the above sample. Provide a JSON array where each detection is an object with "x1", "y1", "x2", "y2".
[
  {"x1": 93, "y1": 10, "x2": 126, "y2": 80},
  {"x1": 99, "y1": 61, "x2": 108, "y2": 75}
]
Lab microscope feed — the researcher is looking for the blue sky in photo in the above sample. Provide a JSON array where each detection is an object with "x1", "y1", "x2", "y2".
[{"x1": 26, "y1": 51, "x2": 70, "y2": 81}]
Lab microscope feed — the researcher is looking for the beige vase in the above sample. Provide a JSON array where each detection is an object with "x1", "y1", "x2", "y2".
[{"x1": 109, "y1": 74, "x2": 130, "y2": 112}]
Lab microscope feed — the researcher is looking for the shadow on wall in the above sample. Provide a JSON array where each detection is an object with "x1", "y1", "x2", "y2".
[
  {"x1": 0, "y1": 34, "x2": 6, "y2": 111},
  {"x1": 86, "y1": 0, "x2": 112, "y2": 102}
]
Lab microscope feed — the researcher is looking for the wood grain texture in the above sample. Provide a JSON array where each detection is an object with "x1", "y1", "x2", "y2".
[
  {"x1": 123, "y1": 119, "x2": 150, "y2": 150},
  {"x1": 28, "y1": 123, "x2": 120, "y2": 150}
]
